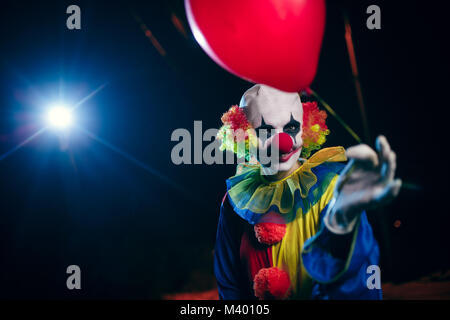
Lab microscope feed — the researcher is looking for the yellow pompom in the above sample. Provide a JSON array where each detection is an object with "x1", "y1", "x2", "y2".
[
  {"x1": 311, "y1": 124, "x2": 320, "y2": 132},
  {"x1": 317, "y1": 135, "x2": 326, "y2": 145}
]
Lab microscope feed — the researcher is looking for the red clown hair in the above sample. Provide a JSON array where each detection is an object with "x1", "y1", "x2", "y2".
[
  {"x1": 217, "y1": 99, "x2": 330, "y2": 160},
  {"x1": 217, "y1": 105, "x2": 255, "y2": 161},
  {"x1": 220, "y1": 105, "x2": 250, "y2": 131},
  {"x1": 301, "y1": 101, "x2": 330, "y2": 158},
  {"x1": 253, "y1": 267, "x2": 291, "y2": 300}
]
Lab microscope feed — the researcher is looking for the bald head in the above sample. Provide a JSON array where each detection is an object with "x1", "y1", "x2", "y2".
[{"x1": 239, "y1": 84, "x2": 302, "y2": 129}]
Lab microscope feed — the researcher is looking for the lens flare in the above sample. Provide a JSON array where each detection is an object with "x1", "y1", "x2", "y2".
[{"x1": 47, "y1": 106, "x2": 73, "y2": 129}]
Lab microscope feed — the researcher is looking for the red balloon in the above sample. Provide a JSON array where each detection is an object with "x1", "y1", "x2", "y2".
[{"x1": 185, "y1": 0, "x2": 326, "y2": 92}]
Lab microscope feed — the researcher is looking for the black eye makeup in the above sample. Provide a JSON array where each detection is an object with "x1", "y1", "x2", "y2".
[
  {"x1": 256, "y1": 116, "x2": 274, "y2": 140},
  {"x1": 283, "y1": 114, "x2": 301, "y2": 136}
]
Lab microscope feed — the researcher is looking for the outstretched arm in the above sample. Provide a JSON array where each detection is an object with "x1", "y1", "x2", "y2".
[
  {"x1": 302, "y1": 136, "x2": 399, "y2": 299},
  {"x1": 325, "y1": 135, "x2": 401, "y2": 234}
]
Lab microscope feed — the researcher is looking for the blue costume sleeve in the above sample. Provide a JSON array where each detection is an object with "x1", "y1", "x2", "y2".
[
  {"x1": 302, "y1": 205, "x2": 382, "y2": 300},
  {"x1": 214, "y1": 196, "x2": 252, "y2": 300}
]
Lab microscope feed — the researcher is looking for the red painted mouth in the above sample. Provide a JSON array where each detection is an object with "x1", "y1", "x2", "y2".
[{"x1": 279, "y1": 147, "x2": 301, "y2": 162}]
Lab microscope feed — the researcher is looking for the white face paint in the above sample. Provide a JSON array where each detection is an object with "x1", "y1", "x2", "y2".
[{"x1": 240, "y1": 84, "x2": 303, "y2": 173}]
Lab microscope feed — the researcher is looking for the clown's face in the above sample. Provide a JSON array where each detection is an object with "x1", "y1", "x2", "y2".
[{"x1": 240, "y1": 84, "x2": 303, "y2": 173}]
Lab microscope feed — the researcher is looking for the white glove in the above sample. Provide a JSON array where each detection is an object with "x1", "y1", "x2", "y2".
[{"x1": 324, "y1": 135, "x2": 402, "y2": 234}]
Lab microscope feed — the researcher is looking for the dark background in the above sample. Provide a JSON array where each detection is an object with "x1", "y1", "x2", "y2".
[{"x1": 0, "y1": 0, "x2": 448, "y2": 299}]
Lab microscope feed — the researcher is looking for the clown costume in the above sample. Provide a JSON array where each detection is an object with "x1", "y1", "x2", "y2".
[{"x1": 214, "y1": 84, "x2": 401, "y2": 300}]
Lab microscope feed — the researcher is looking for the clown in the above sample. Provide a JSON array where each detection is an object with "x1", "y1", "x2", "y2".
[{"x1": 214, "y1": 84, "x2": 401, "y2": 299}]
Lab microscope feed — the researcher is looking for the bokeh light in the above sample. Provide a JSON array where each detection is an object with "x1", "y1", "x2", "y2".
[{"x1": 47, "y1": 105, "x2": 73, "y2": 129}]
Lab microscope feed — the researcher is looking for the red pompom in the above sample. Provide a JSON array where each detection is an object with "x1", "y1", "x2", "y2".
[
  {"x1": 253, "y1": 267, "x2": 291, "y2": 300},
  {"x1": 254, "y1": 223, "x2": 286, "y2": 245}
]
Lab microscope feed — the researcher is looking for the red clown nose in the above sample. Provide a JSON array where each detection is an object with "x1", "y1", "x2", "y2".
[{"x1": 273, "y1": 133, "x2": 293, "y2": 154}]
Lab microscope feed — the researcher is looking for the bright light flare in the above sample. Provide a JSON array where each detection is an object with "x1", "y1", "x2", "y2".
[{"x1": 47, "y1": 105, "x2": 73, "y2": 129}]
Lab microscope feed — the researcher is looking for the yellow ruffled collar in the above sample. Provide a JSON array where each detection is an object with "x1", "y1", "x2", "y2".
[{"x1": 226, "y1": 147, "x2": 346, "y2": 224}]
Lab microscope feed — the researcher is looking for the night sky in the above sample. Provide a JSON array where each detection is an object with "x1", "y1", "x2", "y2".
[{"x1": 0, "y1": 0, "x2": 448, "y2": 299}]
